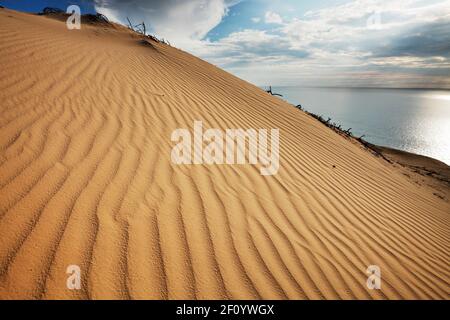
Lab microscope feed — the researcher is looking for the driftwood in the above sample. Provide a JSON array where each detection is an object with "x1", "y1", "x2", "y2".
[
  {"x1": 266, "y1": 86, "x2": 283, "y2": 97},
  {"x1": 40, "y1": 7, "x2": 64, "y2": 15},
  {"x1": 289, "y1": 101, "x2": 391, "y2": 163},
  {"x1": 160, "y1": 38, "x2": 171, "y2": 45},
  {"x1": 127, "y1": 17, "x2": 171, "y2": 46},
  {"x1": 126, "y1": 17, "x2": 146, "y2": 35},
  {"x1": 127, "y1": 17, "x2": 133, "y2": 29}
]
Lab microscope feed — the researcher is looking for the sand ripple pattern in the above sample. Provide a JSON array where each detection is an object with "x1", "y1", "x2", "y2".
[{"x1": 0, "y1": 10, "x2": 449, "y2": 299}]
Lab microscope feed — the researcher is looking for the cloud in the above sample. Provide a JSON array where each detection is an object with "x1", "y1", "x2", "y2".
[
  {"x1": 195, "y1": 29, "x2": 309, "y2": 67},
  {"x1": 371, "y1": 18, "x2": 450, "y2": 58},
  {"x1": 264, "y1": 11, "x2": 283, "y2": 24},
  {"x1": 93, "y1": 0, "x2": 240, "y2": 45},
  {"x1": 94, "y1": 0, "x2": 450, "y2": 88},
  {"x1": 217, "y1": 0, "x2": 450, "y2": 88}
]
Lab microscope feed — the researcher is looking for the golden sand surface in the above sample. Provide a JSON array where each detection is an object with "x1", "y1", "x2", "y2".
[{"x1": 0, "y1": 9, "x2": 448, "y2": 299}]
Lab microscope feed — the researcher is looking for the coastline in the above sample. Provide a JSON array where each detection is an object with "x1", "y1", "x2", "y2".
[
  {"x1": 271, "y1": 86, "x2": 450, "y2": 169},
  {"x1": 369, "y1": 143, "x2": 450, "y2": 201},
  {"x1": 295, "y1": 103, "x2": 450, "y2": 201},
  {"x1": 0, "y1": 8, "x2": 449, "y2": 299}
]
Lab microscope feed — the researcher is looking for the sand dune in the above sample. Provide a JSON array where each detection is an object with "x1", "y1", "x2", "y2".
[{"x1": 0, "y1": 9, "x2": 449, "y2": 300}]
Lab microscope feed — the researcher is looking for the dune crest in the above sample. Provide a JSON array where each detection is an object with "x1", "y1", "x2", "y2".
[{"x1": 0, "y1": 9, "x2": 448, "y2": 300}]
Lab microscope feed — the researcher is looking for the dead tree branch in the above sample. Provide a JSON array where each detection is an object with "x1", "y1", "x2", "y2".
[{"x1": 266, "y1": 86, "x2": 283, "y2": 97}]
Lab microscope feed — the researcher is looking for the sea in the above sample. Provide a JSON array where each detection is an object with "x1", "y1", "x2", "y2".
[{"x1": 271, "y1": 87, "x2": 450, "y2": 165}]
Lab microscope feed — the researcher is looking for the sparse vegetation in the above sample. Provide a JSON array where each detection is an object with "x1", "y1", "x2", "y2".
[
  {"x1": 265, "y1": 86, "x2": 283, "y2": 97},
  {"x1": 38, "y1": 7, "x2": 110, "y2": 25},
  {"x1": 126, "y1": 16, "x2": 170, "y2": 45},
  {"x1": 127, "y1": 17, "x2": 146, "y2": 35},
  {"x1": 36, "y1": 7, "x2": 171, "y2": 46},
  {"x1": 279, "y1": 93, "x2": 393, "y2": 163},
  {"x1": 40, "y1": 7, "x2": 64, "y2": 15}
]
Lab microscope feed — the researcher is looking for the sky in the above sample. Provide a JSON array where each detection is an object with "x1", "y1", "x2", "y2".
[{"x1": 2, "y1": 0, "x2": 450, "y2": 88}]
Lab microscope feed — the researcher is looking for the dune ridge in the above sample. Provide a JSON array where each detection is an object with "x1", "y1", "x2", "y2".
[{"x1": 0, "y1": 9, "x2": 449, "y2": 300}]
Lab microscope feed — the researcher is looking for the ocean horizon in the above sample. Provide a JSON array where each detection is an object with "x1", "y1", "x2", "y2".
[{"x1": 272, "y1": 86, "x2": 450, "y2": 165}]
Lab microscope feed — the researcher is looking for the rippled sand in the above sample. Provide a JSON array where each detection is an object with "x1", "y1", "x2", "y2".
[{"x1": 0, "y1": 9, "x2": 448, "y2": 299}]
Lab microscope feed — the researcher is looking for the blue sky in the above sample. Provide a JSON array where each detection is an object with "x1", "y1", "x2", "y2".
[
  {"x1": 1, "y1": 0, "x2": 450, "y2": 88},
  {"x1": 206, "y1": 0, "x2": 350, "y2": 41}
]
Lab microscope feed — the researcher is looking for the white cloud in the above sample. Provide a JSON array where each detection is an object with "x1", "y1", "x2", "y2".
[
  {"x1": 203, "y1": 0, "x2": 450, "y2": 88},
  {"x1": 94, "y1": 0, "x2": 240, "y2": 46},
  {"x1": 264, "y1": 11, "x2": 283, "y2": 24},
  {"x1": 95, "y1": 0, "x2": 450, "y2": 88}
]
